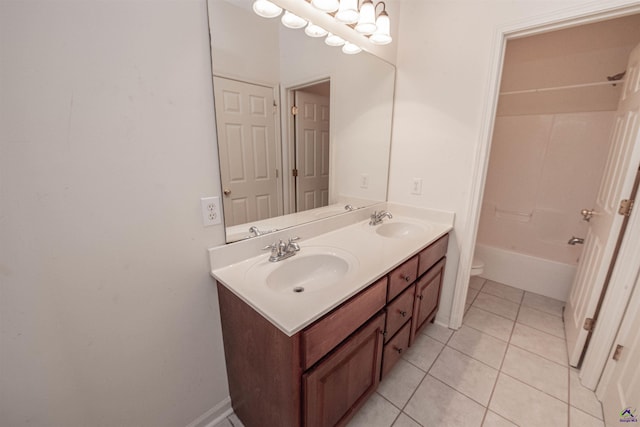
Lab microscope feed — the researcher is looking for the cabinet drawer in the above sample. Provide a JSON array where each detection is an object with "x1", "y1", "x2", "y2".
[
  {"x1": 418, "y1": 234, "x2": 449, "y2": 277},
  {"x1": 384, "y1": 284, "x2": 414, "y2": 343},
  {"x1": 302, "y1": 277, "x2": 388, "y2": 370},
  {"x1": 381, "y1": 320, "x2": 411, "y2": 379},
  {"x1": 388, "y1": 256, "x2": 418, "y2": 302}
]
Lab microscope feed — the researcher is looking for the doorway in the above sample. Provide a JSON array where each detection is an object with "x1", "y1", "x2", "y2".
[{"x1": 454, "y1": 5, "x2": 640, "y2": 395}]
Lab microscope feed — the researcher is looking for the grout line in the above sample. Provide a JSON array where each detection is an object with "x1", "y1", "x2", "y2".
[
  {"x1": 519, "y1": 302, "x2": 564, "y2": 319},
  {"x1": 462, "y1": 321, "x2": 511, "y2": 343},
  {"x1": 468, "y1": 304, "x2": 518, "y2": 323},
  {"x1": 499, "y1": 369, "x2": 570, "y2": 404},
  {"x1": 507, "y1": 340, "x2": 569, "y2": 368}
]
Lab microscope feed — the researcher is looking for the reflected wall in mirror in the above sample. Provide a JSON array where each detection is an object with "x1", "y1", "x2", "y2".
[{"x1": 208, "y1": 0, "x2": 396, "y2": 242}]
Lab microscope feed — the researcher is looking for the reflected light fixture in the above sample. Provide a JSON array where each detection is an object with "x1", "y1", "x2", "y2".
[
  {"x1": 342, "y1": 42, "x2": 362, "y2": 55},
  {"x1": 252, "y1": 0, "x2": 393, "y2": 55},
  {"x1": 252, "y1": 0, "x2": 282, "y2": 18},
  {"x1": 281, "y1": 10, "x2": 307, "y2": 29},
  {"x1": 325, "y1": 33, "x2": 346, "y2": 47},
  {"x1": 305, "y1": 22, "x2": 328, "y2": 37},
  {"x1": 311, "y1": 0, "x2": 340, "y2": 13}
]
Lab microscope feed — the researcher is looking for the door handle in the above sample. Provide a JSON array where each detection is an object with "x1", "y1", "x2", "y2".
[
  {"x1": 223, "y1": 189, "x2": 231, "y2": 196},
  {"x1": 580, "y1": 208, "x2": 596, "y2": 222}
]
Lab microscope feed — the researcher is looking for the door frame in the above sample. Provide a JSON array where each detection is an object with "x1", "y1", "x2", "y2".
[
  {"x1": 450, "y1": 1, "x2": 640, "y2": 389},
  {"x1": 282, "y1": 77, "x2": 332, "y2": 214}
]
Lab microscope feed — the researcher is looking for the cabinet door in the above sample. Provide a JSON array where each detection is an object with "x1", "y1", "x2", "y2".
[
  {"x1": 411, "y1": 258, "x2": 446, "y2": 343},
  {"x1": 303, "y1": 312, "x2": 386, "y2": 427}
]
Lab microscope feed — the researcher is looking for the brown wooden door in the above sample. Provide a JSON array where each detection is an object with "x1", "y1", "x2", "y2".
[
  {"x1": 411, "y1": 258, "x2": 446, "y2": 343},
  {"x1": 303, "y1": 312, "x2": 386, "y2": 427}
]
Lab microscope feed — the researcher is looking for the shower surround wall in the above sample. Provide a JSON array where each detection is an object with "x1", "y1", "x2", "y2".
[{"x1": 476, "y1": 111, "x2": 615, "y2": 301}]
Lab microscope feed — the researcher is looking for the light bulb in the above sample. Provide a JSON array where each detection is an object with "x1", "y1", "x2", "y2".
[
  {"x1": 325, "y1": 33, "x2": 345, "y2": 47},
  {"x1": 355, "y1": 0, "x2": 376, "y2": 34},
  {"x1": 311, "y1": 0, "x2": 340, "y2": 13},
  {"x1": 305, "y1": 22, "x2": 328, "y2": 38},
  {"x1": 252, "y1": 0, "x2": 282, "y2": 18},
  {"x1": 369, "y1": 11, "x2": 392, "y2": 45},
  {"x1": 281, "y1": 11, "x2": 307, "y2": 29},
  {"x1": 336, "y1": 0, "x2": 359, "y2": 24},
  {"x1": 342, "y1": 42, "x2": 362, "y2": 54}
]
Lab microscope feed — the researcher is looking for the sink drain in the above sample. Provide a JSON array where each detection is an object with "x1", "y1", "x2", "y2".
[{"x1": 293, "y1": 286, "x2": 305, "y2": 293}]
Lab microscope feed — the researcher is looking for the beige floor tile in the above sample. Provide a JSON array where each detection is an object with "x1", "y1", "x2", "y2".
[
  {"x1": 510, "y1": 323, "x2": 568, "y2": 365},
  {"x1": 483, "y1": 411, "x2": 517, "y2": 427},
  {"x1": 464, "y1": 307, "x2": 514, "y2": 341},
  {"x1": 489, "y1": 374, "x2": 568, "y2": 427},
  {"x1": 447, "y1": 325, "x2": 508, "y2": 369},
  {"x1": 465, "y1": 303, "x2": 472, "y2": 313},
  {"x1": 378, "y1": 359, "x2": 426, "y2": 408},
  {"x1": 392, "y1": 413, "x2": 422, "y2": 427},
  {"x1": 501, "y1": 345, "x2": 568, "y2": 402},
  {"x1": 429, "y1": 346, "x2": 498, "y2": 405},
  {"x1": 467, "y1": 288, "x2": 480, "y2": 304},
  {"x1": 469, "y1": 276, "x2": 486, "y2": 290},
  {"x1": 569, "y1": 370, "x2": 603, "y2": 420},
  {"x1": 570, "y1": 406, "x2": 605, "y2": 427},
  {"x1": 347, "y1": 393, "x2": 400, "y2": 427},
  {"x1": 522, "y1": 292, "x2": 564, "y2": 317},
  {"x1": 517, "y1": 306, "x2": 565, "y2": 338},
  {"x1": 422, "y1": 322, "x2": 454, "y2": 344},
  {"x1": 473, "y1": 293, "x2": 520, "y2": 320},
  {"x1": 481, "y1": 281, "x2": 524, "y2": 304},
  {"x1": 405, "y1": 375, "x2": 485, "y2": 427},
  {"x1": 402, "y1": 333, "x2": 444, "y2": 372}
]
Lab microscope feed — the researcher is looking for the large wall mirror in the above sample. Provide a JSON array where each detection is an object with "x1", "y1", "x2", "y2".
[{"x1": 207, "y1": 0, "x2": 396, "y2": 242}]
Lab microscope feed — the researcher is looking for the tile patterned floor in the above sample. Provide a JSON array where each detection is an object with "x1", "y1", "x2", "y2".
[{"x1": 216, "y1": 277, "x2": 605, "y2": 427}]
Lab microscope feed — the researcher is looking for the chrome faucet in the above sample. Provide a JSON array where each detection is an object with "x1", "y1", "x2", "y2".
[
  {"x1": 369, "y1": 210, "x2": 393, "y2": 226},
  {"x1": 263, "y1": 237, "x2": 301, "y2": 262},
  {"x1": 344, "y1": 204, "x2": 355, "y2": 211},
  {"x1": 249, "y1": 226, "x2": 274, "y2": 237},
  {"x1": 568, "y1": 236, "x2": 585, "y2": 245}
]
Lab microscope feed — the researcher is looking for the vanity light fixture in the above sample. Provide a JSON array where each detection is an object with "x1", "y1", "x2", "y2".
[
  {"x1": 342, "y1": 41, "x2": 362, "y2": 54},
  {"x1": 251, "y1": 0, "x2": 393, "y2": 54},
  {"x1": 281, "y1": 10, "x2": 307, "y2": 28},
  {"x1": 325, "y1": 33, "x2": 346, "y2": 46},
  {"x1": 311, "y1": 0, "x2": 340, "y2": 13},
  {"x1": 252, "y1": 0, "x2": 282, "y2": 18},
  {"x1": 305, "y1": 22, "x2": 329, "y2": 37}
]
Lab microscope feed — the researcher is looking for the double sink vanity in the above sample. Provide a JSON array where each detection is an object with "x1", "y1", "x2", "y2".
[{"x1": 209, "y1": 204, "x2": 453, "y2": 427}]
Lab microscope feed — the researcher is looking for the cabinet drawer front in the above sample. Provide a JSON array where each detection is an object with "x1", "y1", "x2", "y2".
[
  {"x1": 418, "y1": 234, "x2": 449, "y2": 277},
  {"x1": 381, "y1": 320, "x2": 411, "y2": 379},
  {"x1": 303, "y1": 312, "x2": 385, "y2": 427},
  {"x1": 302, "y1": 277, "x2": 388, "y2": 370},
  {"x1": 388, "y1": 256, "x2": 418, "y2": 302},
  {"x1": 384, "y1": 284, "x2": 415, "y2": 343}
]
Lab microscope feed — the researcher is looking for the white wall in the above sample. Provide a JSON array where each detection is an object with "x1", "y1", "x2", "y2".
[
  {"x1": 0, "y1": 1, "x2": 228, "y2": 426},
  {"x1": 387, "y1": 0, "x2": 640, "y2": 325}
]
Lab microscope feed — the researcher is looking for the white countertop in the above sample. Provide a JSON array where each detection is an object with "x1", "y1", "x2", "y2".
[{"x1": 210, "y1": 206, "x2": 453, "y2": 336}]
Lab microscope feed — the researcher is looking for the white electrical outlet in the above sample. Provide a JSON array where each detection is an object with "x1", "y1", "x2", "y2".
[
  {"x1": 411, "y1": 178, "x2": 423, "y2": 195},
  {"x1": 360, "y1": 174, "x2": 369, "y2": 189},
  {"x1": 200, "y1": 196, "x2": 222, "y2": 226}
]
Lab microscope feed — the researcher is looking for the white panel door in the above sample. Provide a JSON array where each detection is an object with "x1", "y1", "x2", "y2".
[
  {"x1": 213, "y1": 77, "x2": 279, "y2": 226},
  {"x1": 564, "y1": 42, "x2": 640, "y2": 366},
  {"x1": 597, "y1": 270, "x2": 640, "y2": 426},
  {"x1": 294, "y1": 90, "x2": 330, "y2": 212}
]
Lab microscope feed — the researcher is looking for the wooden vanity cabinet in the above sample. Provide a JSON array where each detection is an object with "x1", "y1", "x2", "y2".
[{"x1": 217, "y1": 233, "x2": 449, "y2": 427}]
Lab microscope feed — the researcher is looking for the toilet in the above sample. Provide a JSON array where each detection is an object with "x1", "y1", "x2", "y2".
[{"x1": 471, "y1": 256, "x2": 485, "y2": 276}]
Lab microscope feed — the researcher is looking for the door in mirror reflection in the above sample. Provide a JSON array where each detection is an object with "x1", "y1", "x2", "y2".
[
  {"x1": 213, "y1": 76, "x2": 281, "y2": 226},
  {"x1": 294, "y1": 82, "x2": 330, "y2": 212}
]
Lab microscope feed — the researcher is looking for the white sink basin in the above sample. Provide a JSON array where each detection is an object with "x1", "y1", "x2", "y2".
[
  {"x1": 246, "y1": 247, "x2": 359, "y2": 293},
  {"x1": 375, "y1": 222, "x2": 427, "y2": 239}
]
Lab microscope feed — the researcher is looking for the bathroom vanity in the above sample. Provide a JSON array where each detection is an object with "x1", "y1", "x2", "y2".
[{"x1": 211, "y1": 209, "x2": 451, "y2": 427}]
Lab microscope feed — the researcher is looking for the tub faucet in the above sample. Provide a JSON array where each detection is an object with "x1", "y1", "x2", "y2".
[
  {"x1": 369, "y1": 210, "x2": 393, "y2": 226},
  {"x1": 568, "y1": 236, "x2": 585, "y2": 245}
]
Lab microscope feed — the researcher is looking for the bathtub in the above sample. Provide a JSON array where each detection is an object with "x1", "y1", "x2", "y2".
[{"x1": 474, "y1": 244, "x2": 575, "y2": 301}]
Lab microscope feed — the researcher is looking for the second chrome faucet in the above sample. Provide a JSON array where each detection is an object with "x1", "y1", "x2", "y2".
[
  {"x1": 369, "y1": 210, "x2": 393, "y2": 226},
  {"x1": 263, "y1": 237, "x2": 301, "y2": 262}
]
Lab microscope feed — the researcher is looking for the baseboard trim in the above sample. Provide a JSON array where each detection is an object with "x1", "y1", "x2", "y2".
[{"x1": 186, "y1": 397, "x2": 233, "y2": 427}]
